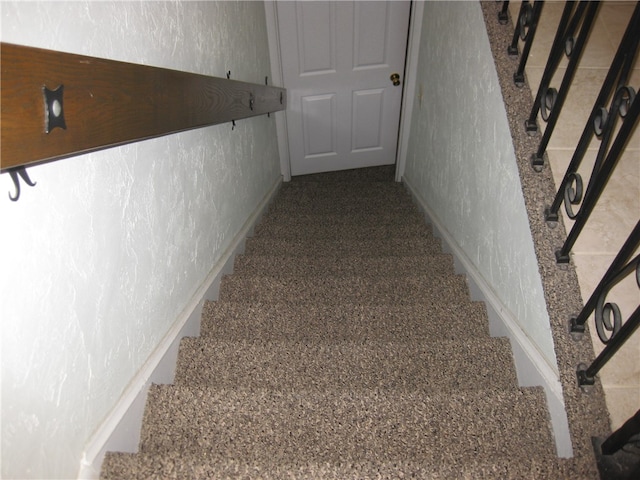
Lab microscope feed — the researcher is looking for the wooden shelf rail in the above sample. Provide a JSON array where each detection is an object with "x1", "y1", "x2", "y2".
[{"x1": 1, "y1": 43, "x2": 286, "y2": 171}]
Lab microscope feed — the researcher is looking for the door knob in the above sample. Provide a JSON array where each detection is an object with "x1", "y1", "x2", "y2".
[{"x1": 390, "y1": 73, "x2": 401, "y2": 86}]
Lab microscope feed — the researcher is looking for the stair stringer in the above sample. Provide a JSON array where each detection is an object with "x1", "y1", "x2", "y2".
[
  {"x1": 403, "y1": 175, "x2": 573, "y2": 459},
  {"x1": 77, "y1": 177, "x2": 282, "y2": 480}
]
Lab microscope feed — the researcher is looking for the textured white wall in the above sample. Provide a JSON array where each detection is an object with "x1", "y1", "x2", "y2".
[
  {"x1": 0, "y1": 2, "x2": 280, "y2": 478},
  {"x1": 404, "y1": 2, "x2": 558, "y2": 369}
]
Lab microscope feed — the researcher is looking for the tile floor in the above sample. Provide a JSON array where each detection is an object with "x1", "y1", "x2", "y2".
[{"x1": 508, "y1": 1, "x2": 639, "y2": 431}]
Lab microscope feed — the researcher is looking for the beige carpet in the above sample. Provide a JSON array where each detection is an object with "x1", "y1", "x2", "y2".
[{"x1": 100, "y1": 166, "x2": 580, "y2": 478}]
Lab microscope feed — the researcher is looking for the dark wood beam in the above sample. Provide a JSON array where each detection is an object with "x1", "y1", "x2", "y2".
[{"x1": 1, "y1": 43, "x2": 286, "y2": 170}]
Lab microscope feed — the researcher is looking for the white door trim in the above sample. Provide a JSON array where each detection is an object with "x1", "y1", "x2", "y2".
[
  {"x1": 265, "y1": 0, "x2": 422, "y2": 182},
  {"x1": 395, "y1": 0, "x2": 423, "y2": 182},
  {"x1": 264, "y1": 0, "x2": 292, "y2": 182}
]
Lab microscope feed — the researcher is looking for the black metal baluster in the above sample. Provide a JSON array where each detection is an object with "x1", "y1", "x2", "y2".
[
  {"x1": 570, "y1": 221, "x2": 640, "y2": 336},
  {"x1": 525, "y1": 1, "x2": 577, "y2": 134},
  {"x1": 498, "y1": 0, "x2": 510, "y2": 25},
  {"x1": 508, "y1": 1, "x2": 531, "y2": 56},
  {"x1": 578, "y1": 305, "x2": 640, "y2": 387},
  {"x1": 513, "y1": 1, "x2": 544, "y2": 87},
  {"x1": 575, "y1": 227, "x2": 639, "y2": 387},
  {"x1": 555, "y1": 87, "x2": 638, "y2": 263},
  {"x1": 545, "y1": 2, "x2": 640, "y2": 224},
  {"x1": 530, "y1": 1, "x2": 601, "y2": 170}
]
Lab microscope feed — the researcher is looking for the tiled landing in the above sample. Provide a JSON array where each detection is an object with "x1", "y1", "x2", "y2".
[{"x1": 509, "y1": 1, "x2": 639, "y2": 431}]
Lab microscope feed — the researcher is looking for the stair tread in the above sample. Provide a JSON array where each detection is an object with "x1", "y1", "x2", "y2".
[
  {"x1": 101, "y1": 452, "x2": 583, "y2": 480},
  {"x1": 244, "y1": 236, "x2": 444, "y2": 256},
  {"x1": 260, "y1": 209, "x2": 427, "y2": 223},
  {"x1": 219, "y1": 273, "x2": 470, "y2": 304},
  {"x1": 232, "y1": 253, "x2": 455, "y2": 277},
  {"x1": 275, "y1": 189, "x2": 414, "y2": 201},
  {"x1": 174, "y1": 336, "x2": 519, "y2": 391},
  {"x1": 281, "y1": 178, "x2": 402, "y2": 189},
  {"x1": 270, "y1": 198, "x2": 417, "y2": 211},
  {"x1": 253, "y1": 221, "x2": 433, "y2": 239},
  {"x1": 267, "y1": 192, "x2": 417, "y2": 210},
  {"x1": 139, "y1": 385, "x2": 556, "y2": 463},
  {"x1": 287, "y1": 166, "x2": 396, "y2": 183},
  {"x1": 200, "y1": 300, "x2": 491, "y2": 340},
  {"x1": 277, "y1": 181, "x2": 408, "y2": 194},
  {"x1": 268, "y1": 201, "x2": 416, "y2": 213}
]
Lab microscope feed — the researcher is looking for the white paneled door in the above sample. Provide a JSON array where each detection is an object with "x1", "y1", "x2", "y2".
[{"x1": 277, "y1": 1, "x2": 411, "y2": 176}]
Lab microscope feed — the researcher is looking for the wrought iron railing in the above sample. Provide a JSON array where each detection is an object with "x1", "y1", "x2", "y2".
[{"x1": 499, "y1": 0, "x2": 640, "y2": 456}]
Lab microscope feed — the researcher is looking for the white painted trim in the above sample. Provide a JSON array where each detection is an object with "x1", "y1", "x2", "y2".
[
  {"x1": 77, "y1": 177, "x2": 282, "y2": 479},
  {"x1": 403, "y1": 175, "x2": 574, "y2": 458},
  {"x1": 264, "y1": 0, "x2": 292, "y2": 182},
  {"x1": 395, "y1": 0, "x2": 424, "y2": 182}
]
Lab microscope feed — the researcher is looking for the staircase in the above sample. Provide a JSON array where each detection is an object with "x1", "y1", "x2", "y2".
[{"x1": 100, "y1": 166, "x2": 576, "y2": 479}]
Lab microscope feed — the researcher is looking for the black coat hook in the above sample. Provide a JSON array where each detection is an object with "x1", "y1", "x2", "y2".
[{"x1": 7, "y1": 167, "x2": 37, "y2": 202}]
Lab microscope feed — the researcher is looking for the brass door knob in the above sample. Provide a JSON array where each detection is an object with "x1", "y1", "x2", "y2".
[{"x1": 390, "y1": 73, "x2": 401, "y2": 86}]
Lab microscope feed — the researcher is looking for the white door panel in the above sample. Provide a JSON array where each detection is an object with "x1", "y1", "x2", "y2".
[
  {"x1": 352, "y1": 88, "x2": 384, "y2": 151},
  {"x1": 301, "y1": 93, "x2": 336, "y2": 157},
  {"x1": 277, "y1": 1, "x2": 410, "y2": 176},
  {"x1": 353, "y1": 2, "x2": 393, "y2": 70},
  {"x1": 296, "y1": 2, "x2": 337, "y2": 76}
]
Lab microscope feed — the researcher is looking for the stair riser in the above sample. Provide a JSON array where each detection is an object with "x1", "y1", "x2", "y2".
[
  {"x1": 277, "y1": 181, "x2": 408, "y2": 190},
  {"x1": 140, "y1": 386, "x2": 557, "y2": 463},
  {"x1": 253, "y1": 222, "x2": 433, "y2": 240},
  {"x1": 101, "y1": 453, "x2": 575, "y2": 480},
  {"x1": 268, "y1": 198, "x2": 415, "y2": 210},
  {"x1": 277, "y1": 184, "x2": 409, "y2": 195},
  {"x1": 173, "y1": 338, "x2": 519, "y2": 392},
  {"x1": 272, "y1": 195, "x2": 415, "y2": 208},
  {"x1": 232, "y1": 254, "x2": 455, "y2": 277},
  {"x1": 258, "y1": 214, "x2": 428, "y2": 230},
  {"x1": 218, "y1": 275, "x2": 469, "y2": 305},
  {"x1": 199, "y1": 301, "x2": 491, "y2": 341},
  {"x1": 261, "y1": 209, "x2": 425, "y2": 221},
  {"x1": 243, "y1": 238, "x2": 443, "y2": 257},
  {"x1": 288, "y1": 167, "x2": 395, "y2": 183}
]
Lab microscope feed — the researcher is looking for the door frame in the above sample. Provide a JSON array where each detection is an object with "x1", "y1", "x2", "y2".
[
  {"x1": 265, "y1": 0, "x2": 292, "y2": 181},
  {"x1": 264, "y1": 0, "x2": 424, "y2": 182}
]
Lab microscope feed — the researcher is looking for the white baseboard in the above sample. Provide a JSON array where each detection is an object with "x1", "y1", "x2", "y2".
[
  {"x1": 403, "y1": 176, "x2": 573, "y2": 458},
  {"x1": 77, "y1": 177, "x2": 282, "y2": 479}
]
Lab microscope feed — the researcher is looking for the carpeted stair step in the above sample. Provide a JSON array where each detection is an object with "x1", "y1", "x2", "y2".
[
  {"x1": 286, "y1": 170, "x2": 396, "y2": 184},
  {"x1": 287, "y1": 166, "x2": 396, "y2": 183},
  {"x1": 258, "y1": 207, "x2": 427, "y2": 224},
  {"x1": 268, "y1": 192, "x2": 416, "y2": 209},
  {"x1": 243, "y1": 236, "x2": 443, "y2": 257},
  {"x1": 137, "y1": 385, "x2": 556, "y2": 464},
  {"x1": 231, "y1": 253, "x2": 455, "y2": 277},
  {"x1": 303, "y1": 165, "x2": 395, "y2": 178},
  {"x1": 101, "y1": 451, "x2": 577, "y2": 480},
  {"x1": 278, "y1": 178, "x2": 407, "y2": 192},
  {"x1": 173, "y1": 337, "x2": 519, "y2": 392},
  {"x1": 274, "y1": 188, "x2": 415, "y2": 205},
  {"x1": 268, "y1": 185, "x2": 417, "y2": 208},
  {"x1": 199, "y1": 301, "x2": 492, "y2": 342},
  {"x1": 218, "y1": 273, "x2": 469, "y2": 305},
  {"x1": 259, "y1": 208, "x2": 427, "y2": 225},
  {"x1": 266, "y1": 203, "x2": 420, "y2": 218},
  {"x1": 267, "y1": 201, "x2": 417, "y2": 215},
  {"x1": 252, "y1": 219, "x2": 433, "y2": 240}
]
